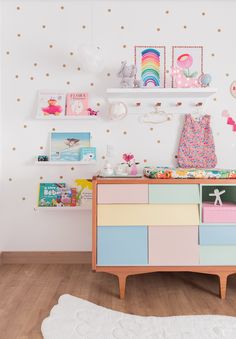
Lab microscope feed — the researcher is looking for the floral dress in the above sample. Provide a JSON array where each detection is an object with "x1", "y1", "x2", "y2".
[{"x1": 177, "y1": 114, "x2": 217, "y2": 168}]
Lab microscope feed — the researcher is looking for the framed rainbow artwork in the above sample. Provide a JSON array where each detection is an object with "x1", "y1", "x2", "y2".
[{"x1": 135, "y1": 46, "x2": 166, "y2": 88}]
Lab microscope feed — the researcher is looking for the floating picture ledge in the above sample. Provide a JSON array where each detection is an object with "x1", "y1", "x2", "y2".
[
  {"x1": 35, "y1": 160, "x2": 96, "y2": 166},
  {"x1": 34, "y1": 206, "x2": 91, "y2": 211}
]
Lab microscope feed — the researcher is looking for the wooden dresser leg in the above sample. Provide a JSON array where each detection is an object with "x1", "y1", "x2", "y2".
[
  {"x1": 218, "y1": 273, "x2": 228, "y2": 299},
  {"x1": 117, "y1": 274, "x2": 127, "y2": 299}
]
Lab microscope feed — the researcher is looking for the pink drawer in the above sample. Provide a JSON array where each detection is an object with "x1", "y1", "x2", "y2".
[
  {"x1": 97, "y1": 184, "x2": 148, "y2": 204},
  {"x1": 202, "y1": 202, "x2": 236, "y2": 223},
  {"x1": 149, "y1": 226, "x2": 199, "y2": 265}
]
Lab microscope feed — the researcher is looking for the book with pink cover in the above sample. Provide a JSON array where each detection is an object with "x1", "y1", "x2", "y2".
[{"x1": 66, "y1": 93, "x2": 88, "y2": 116}]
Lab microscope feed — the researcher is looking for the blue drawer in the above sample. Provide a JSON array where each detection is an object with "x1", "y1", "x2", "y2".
[
  {"x1": 149, "y1": 184, "x2": 200, "y2": 204},
  {"x1": 200, "y1": 226, "x2": 236, "y2": 245},
  {"x1": 97, "y1": 226, "x2": 148, "y2": 266}
]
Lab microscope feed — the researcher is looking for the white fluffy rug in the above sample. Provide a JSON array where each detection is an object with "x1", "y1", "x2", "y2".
[{"x1": 41, "y1": 294, "x2": 236, "y2": 339}]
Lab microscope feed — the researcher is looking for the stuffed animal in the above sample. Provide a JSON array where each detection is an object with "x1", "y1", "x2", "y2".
[{"x1": 117, "y1": 61, "x2": 141, "y2": 88}]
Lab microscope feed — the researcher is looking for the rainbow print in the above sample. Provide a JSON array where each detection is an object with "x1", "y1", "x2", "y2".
[{"x1": 141, "y1": 48, "x2": 161, "y2": 87}]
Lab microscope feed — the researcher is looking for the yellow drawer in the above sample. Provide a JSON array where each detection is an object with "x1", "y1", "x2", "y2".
[{"x1": 97, "y1": 204, "x2": 199, "y2": 226}]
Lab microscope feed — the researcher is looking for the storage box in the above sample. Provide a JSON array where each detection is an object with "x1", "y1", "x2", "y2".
[{"x1": 202, "y1": 202, "x2": 236, "y2": 223}]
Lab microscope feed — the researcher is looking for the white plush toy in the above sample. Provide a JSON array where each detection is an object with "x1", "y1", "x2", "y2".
[{"x1": 117, "y1": 61, "x2": 141, "y2": 88}]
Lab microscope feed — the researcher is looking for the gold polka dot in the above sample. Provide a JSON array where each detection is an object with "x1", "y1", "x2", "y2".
[
  {"x1": 30, "y1": 76, "x2": 34, "y2": 80},
  {"x1": 156, "y1": 27, "x2": 161, "y2": 32},
  {"x1": 121, "y1": 26, "x2": 124, "y2": 29},
  {"x1": 90, "y1": 82, "x2": 94, "y2": 86},
  {"x1": 22, "y1": 197, "x2": 26, "y2": 201},
  {"x1": 23, "y1": 124, "x2": 27, "y2": 128},
  {"x1": 42, "y1": 25, "x2": 46, "y2": 29},
  {"x1": 40, "y1": 146, "x2": 44, "y2": 150},
  {"x1": 157, "y1": 140, "x2": 161, "y2": 143},
  {"x1": 15, "y1": 75, "x2": 19, "y2": 79},
  {"x1": 52, "y1": 128, "x2": 56, "y2": 131},
  {"x1": 202, "y1": 12, "x2": 206, "y2": 16},
  {"x1": 70, "y1": 52, "x2": 74, "y2": 56},
  {"x1": 107, "y1": 72, "x2": 111, "y2": 77},
  {"x1": 165, "y1": 10, "x2": 169, "y2": 14},
  {"x1": 150, "y1": 128, "x2": 153, "y2": 131},
  {"x1": 175, "y1": 155, "x2": 178, "y2": 159},
  {"x1": 17, "y1": 98, "x2": 21, "y2": 102},
  {"x1": 211, "y1": 53, "x2": 215, "y2": 57},
  {"x1": 60, "y1": 6, "x2": 64, "y2": 10},
  {"x1": 96, "y1": 102, "x2": 100, "y2": 107},
  {"x1": 71, "y1": 167, "x2": 74, "y2": 171},
  {"x1": 144, "y1": 159, "x2": 147, "y2": 163},
  {"x1": 45, "y1": 73, "x2": 50, "y2": 77},
  {"x1": 40, "y1": 176, "x2": 43, "y2": 180},
  {"x1": 59, "y1": 175, "x2": 63, "y2": 179},
  {"x1": 108, "y1": 8, "x2": 111, "y2": 12},
  {"x1": 123, "y1": 44, "x2": 127, "y2": 48},
  {"x1": 82, "y1": 25, "x2": 86, "y2": 29},
  {"x1": 217, "y1": 28, "x2": 221, "y2": 32},
  {"x1": 49, "y1": 44, "x2": 53, "y2": 48},
  {"x1": 6, "y1": 51, "x2": 10, "y2": 55},
  {"x1": 66, "y1": 81, "x2": 70, "y2": 85},
  {"x1": 12, "y1": 147, "x2": 16, "y2": 151},
  {"x1": 77, "y1": 67, "x2": 81, "y2": 71},
  {"x1": 123, "y1": 131, "x2": 127, "y2": 135},
  {"x1": 62, "y1": 64, "x2": 66, "y2": 68},
  {"x1": 34, "y1": 63, "x2": 38, "y2": 67},
  {"x1": 106, "y1": 129, "x2": 110, "y2": 133},
  {"x1": 166, "y1": 70, "x2": 169, "y2": 74},
  {"x1": 9, "y1": 178, "x2": 12, "y2": 182},
  {"x1": 102, "y1": 156, "x2": 106, "y2": 160},
  {"x1": 17, "y1": 33, "x2": 21, "y2": 37},
  {"x1": 16, "y1": 6, "x2": 20, "y2": 10},
  {"x1": 226, "y1": 73, "x2": 229, "y2": 77},
  {"x1": 183, "y1": 25, "x2": 187, "y2": 29},
  {"x1": 213, "y1": 97, "x2": 217, "y2": 101}
]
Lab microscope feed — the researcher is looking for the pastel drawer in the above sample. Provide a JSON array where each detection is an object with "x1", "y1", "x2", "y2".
[
  {"x1": 202, "y1": 202, "x2": 236, "y2": 223},
  {"x1": 149, "y1": 226, "x2": 199, "y2": 265},
  {"x1": 149, "y1": 184, "x2": 200, "y2": 204},
  {"x1": 200, "y1": 226, "x2": 236, "y2": 245},
  {"x1": 97, "y1": 226, "x2": 148, "y2": 266},
  {"x1": 200, "y1": 246, "x2": 236, "y2": 265},
  {"x1": 97, "y1": 184, "x2": 148, "y2": 204},
  {"x1": 97, "y1": 204, "x2": 199, "y2": 226}
]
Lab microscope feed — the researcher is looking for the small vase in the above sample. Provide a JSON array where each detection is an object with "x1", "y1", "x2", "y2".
[{"x1": 129, "y1": 163, "x2": 138, "y2": 176}]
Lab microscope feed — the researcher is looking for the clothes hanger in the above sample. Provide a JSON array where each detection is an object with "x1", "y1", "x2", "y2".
[
  {"x1": 191, "y1": 102, "x2": 206, "y2": 121},
  {"x1": 140, "y1": 103, "x2": 173, "y2": 124}
]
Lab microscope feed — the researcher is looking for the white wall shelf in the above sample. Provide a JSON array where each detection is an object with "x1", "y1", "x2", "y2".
[
  {"x1": 107, "y1": 88, "x2": 217, "y2": 114},
  {"x1": 36, "y1": 115, "x2": 98, "y2": 120},
  {"x1": 35, "y1": 160, "x2": 96, "y2": 166},
  {"x1": 34, "y1": 206, "x2": 91, "y2": 211}
]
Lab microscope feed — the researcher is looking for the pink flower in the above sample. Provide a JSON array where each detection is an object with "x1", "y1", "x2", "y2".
[
  {"x1": 177, "y1": 54, "x2": 193, "y2": 69},
  {"x1": 123, "y1": 153, "x2": 134, "y2": 165}
]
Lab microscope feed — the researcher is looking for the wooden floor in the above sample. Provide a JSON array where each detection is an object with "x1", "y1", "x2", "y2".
[{"x1": 1, "y1": 265, "x2": 236, "y2": 339}]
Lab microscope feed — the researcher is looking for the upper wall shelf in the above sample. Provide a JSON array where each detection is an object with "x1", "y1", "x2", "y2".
[
  {"x1": 36, "y1": 115, "x2": 98, "y2": 121},
  {"x1": 106, "y1": 88, "x2": 217, "y2": 114}
]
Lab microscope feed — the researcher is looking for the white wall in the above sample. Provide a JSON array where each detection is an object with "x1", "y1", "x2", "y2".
[{"x1": 1, "y1": 0, "x2": 236, "y2": 250}]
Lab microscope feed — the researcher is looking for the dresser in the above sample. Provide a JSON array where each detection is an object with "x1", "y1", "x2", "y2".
[{"x1": 92, "y1": 177, "x2": 236, "y2": 299}]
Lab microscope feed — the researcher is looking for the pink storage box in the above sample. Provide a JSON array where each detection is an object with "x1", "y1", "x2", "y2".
[{"x1": 202, "y1": 202, "x2": 236, "y2": 223}]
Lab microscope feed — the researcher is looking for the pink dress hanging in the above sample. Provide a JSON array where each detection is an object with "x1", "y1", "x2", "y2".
[{"x1": 177, "y1": 114, "x2": 217, "y2": 168}]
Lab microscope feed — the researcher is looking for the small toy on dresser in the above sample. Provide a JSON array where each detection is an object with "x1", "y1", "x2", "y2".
[{"x1": 209, "y1": 189, "x2": 226, "y2": 206}]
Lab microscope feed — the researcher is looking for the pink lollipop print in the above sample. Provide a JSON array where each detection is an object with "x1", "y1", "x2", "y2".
[{"x1": 177, "y1": 53, "x2": 197, "y2": 78}]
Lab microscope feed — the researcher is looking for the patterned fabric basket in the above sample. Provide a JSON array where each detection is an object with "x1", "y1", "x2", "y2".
[{"x1": 143, "y1": 167, "x2": 236, "y2": 179}]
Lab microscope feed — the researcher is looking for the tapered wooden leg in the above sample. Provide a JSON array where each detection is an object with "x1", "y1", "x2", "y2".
[
  {"x1": 218, "y1": 273, "x2": 228, "y2": 299},
  {"x1": 117, "y1": 274, "x2": 127, "y2": 299}
]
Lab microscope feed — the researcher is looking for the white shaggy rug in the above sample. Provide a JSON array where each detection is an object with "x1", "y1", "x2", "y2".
[{"x1": 41, "y1": 294, "x2": 236, "y2": 339}]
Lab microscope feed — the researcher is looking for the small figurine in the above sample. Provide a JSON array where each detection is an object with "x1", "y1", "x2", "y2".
[
  {"x1": 87, "y1": 108, "x2": 98, "y2": 116},
  {"x1": 209, "y1": 189, "x2": 226, "y2": 206},
  {"x1": 117, "y1": 61, "x2": 141, "y2": 88},
  {"x1": 198, "y1": 73, "x2": 212, "y2": 87},
  {"x1": 38, "y1": 155, "x2": 49, "y2": 162}
]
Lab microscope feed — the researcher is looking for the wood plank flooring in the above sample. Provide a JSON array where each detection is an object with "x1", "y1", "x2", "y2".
[{"x1": 1, "y1": 264, "x2": 236, "y2": 338}]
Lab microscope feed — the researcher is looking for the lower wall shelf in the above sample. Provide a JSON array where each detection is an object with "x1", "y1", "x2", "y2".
[{"x1": 34, "y1": 206, "x2": 91, "y2": 211}]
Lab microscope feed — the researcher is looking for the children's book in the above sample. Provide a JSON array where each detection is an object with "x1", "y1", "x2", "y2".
[
  {"x1": 38, "y1": 183, "x2": 66, "y2": 207},
  {"x1": 74, "y1": 179, "x2": 92, "y2": 207},
  {"x1": 66, "y1": 93, "x2": 88, "y2": 116},
  {"x1": 37, "y1": 92, "x2": 66, "y2": 118}
]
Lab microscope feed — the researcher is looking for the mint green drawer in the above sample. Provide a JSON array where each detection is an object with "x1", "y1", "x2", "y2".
[
  {"x1": 200, "y1": 246, "x2": 236, "y2": 265},
  {"x1": 149, "y1": 184, "x2": 200, "y2": 204}
]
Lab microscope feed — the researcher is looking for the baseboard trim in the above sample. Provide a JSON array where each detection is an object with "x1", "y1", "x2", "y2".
[{"x1": 1, "y1": 251, "x2": 92, "y2": 264}]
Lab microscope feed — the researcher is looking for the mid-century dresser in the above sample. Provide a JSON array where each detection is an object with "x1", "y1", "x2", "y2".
[{"x1": 92, "y1": 176, "x2": 236, "y2": 299}]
